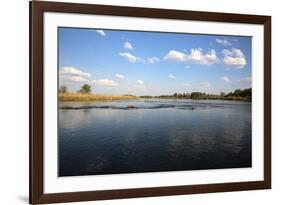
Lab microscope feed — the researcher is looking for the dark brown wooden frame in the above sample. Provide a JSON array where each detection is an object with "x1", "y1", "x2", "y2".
[{"x1": 30, "y1": 1, "x2": 271, "y2": 204}]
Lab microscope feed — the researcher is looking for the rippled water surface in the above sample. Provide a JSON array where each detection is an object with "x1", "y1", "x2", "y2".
[{"x1": 58, "y1": 99, "x2": 252, "y2": 176}]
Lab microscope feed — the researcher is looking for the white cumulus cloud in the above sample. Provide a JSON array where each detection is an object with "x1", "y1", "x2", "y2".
[
  {"x1": 187, "y1": 49, "x2": 218, "y2": 65},
  {"x1": 216, "y1": 38, "x2": 232, "y2": 46},
  {"x1": 60, "y1": 75, "x2": 89, "y2": 83},
  {"x1": 221, "y1": 76, "x2": 231, "y2": 82},
  {"x1": 115, "y1": 74, "x2": 125, "y2": 79},
  {"x1": 96, "y1": 30, "x2": 106, "y2": 36},
  {"x1": 124, "y1": 41, "x2": 133, "y2": 50},
  {"x1": 92, "y1": 79, "x2": 118, "y2": 87},
  {"x1": 164, "y1": 48, "x2": 218, "y2": 65},
  {"x1": 222, "y1": 48, "x2": 246, "y2": 69},
  {"x1": 59, "y1": 66, "x2": 91, "y2": 78},
  {"x1": 119, "y1": 52, "x2": 140, "y2": 63},
  {"x1": 164, "y1": 50, "x2": 186, "y2": 62},
  {"x1": 137, "y1": 80, "x2": 144, "y2": 85},
  {"x1": 59, "y1": 66, "x2": 92, "y2": 84},
  {"x1": 147, "y1": 57, "x2": 160, "y2": 64},
  {"x1": 169, "y1": 74, "x2": 176, "y2": 79}
]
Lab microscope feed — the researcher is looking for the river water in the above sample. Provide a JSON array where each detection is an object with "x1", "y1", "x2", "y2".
[{"x1": 58, "y1": 99, "x2": 252, "y2": 177}]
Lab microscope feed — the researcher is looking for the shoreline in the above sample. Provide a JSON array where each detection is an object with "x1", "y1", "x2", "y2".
[
  {"x1": 59, "y1": 93, "x2": 251, "y2": 102},
  {"x1": 140, "y1": 96, "x2": 251, "y2": 102},
  {"x1": 59, "y1": 93, "x2": 137, "y2": 102}
]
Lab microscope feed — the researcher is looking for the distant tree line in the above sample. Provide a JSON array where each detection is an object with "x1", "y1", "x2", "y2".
[
  {"x1": 224, "y1": 88, "x2": 252, "y2": 98},
  {"x1": 140, "y1": 88, "x2": 252, "y2": 101}
]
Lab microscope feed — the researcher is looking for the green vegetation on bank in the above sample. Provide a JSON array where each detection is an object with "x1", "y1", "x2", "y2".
[
  {"x1": 139, "y1": 88, "x2": 252, "y2": 101},
  {"x1": 59, "y1": 84, "x2": 251, "y2": 102}
]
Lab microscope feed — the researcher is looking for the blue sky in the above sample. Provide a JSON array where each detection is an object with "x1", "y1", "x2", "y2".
[{"x1": 59, "y1": 27, "x2": 252, "y2": 95}]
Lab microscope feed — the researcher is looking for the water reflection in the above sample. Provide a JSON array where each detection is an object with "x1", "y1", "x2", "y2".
[{"x1": 59, "y1": 99, "x2": 252, "y2": 176}]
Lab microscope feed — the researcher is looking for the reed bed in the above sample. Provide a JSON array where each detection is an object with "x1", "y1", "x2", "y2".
[{"x1": 59, "y1": 93, "x2": 137, "y2": 101}]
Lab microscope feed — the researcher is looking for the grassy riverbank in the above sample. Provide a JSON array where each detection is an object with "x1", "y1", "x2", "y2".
[
  {"x1": 59, "y1": 88, "x2": 251, "y2": 102},
  {"x1": 59, "y1": 93, "x2": 137, "y2": 102}
]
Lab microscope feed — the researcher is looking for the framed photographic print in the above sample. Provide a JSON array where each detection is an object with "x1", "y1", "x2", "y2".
[{"x1": 30, "y1": 1, "x2": 271, "y2": 204}]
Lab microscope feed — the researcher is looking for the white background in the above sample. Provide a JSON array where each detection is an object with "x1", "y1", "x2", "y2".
[{"x1": 0, "y1": 0, "x2": 279, "y2": 204}]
